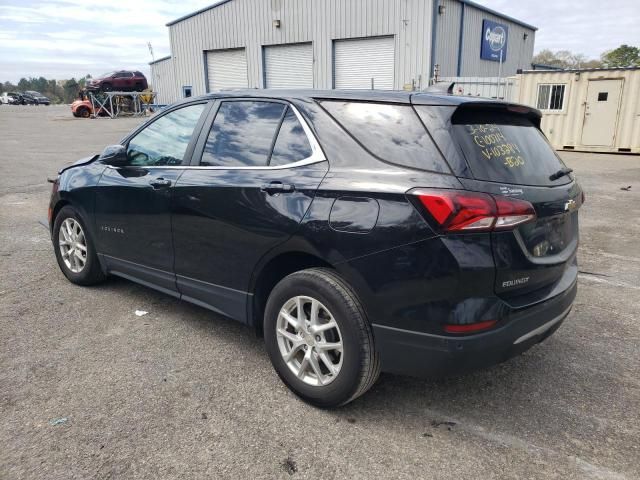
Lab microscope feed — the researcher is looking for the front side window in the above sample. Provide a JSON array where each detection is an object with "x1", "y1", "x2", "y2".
[
  {"x1": 126, "y1": 103, "x2": 206, "y2": 166},
  {"x1": 201, "y1": 101, "x2": 286, "y2": 167},
  {"x1": 536, "y1": 84, "x2": 565, "y2": 111}
]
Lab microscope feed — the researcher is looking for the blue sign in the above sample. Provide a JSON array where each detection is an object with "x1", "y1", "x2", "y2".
[{"x1": 481, "y1": 19, "x2": 508, "y2": 62}]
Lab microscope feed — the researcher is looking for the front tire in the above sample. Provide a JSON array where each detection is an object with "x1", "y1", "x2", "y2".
[
  {"x1": 53, "y1": 206, "x2": 105, "y2": 286},
  {"x1": 77, "y1": 106, "x2": 90, "y2": 118},
  {"x1": 264, "y1": 268, "x2": 380, "y2": 408}
]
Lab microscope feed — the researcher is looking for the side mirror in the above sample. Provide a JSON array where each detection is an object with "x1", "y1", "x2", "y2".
[{"x1": 99, "y1": 144, "x2": 128, "y2": 167}]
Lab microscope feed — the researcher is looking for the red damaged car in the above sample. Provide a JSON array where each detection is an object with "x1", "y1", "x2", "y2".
[{"x1": 86, "y1": 70, "x2": 148, "y2": 92}]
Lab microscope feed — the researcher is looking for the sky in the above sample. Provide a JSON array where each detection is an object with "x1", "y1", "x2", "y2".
[
  {"x1": 1, "y1": 0, "x2": 639, "y2": 83},
  {"x1": 0, "y1": 0, "x2": 213, "y2": 83},
  {"x1": 478, "y1": 0, "x2": 640, "y2": 58}
]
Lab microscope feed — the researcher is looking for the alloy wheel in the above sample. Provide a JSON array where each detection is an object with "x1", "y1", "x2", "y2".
[
  {"x1": 276, "y1": 295, "x2": 344, "y2": 386},
  {"x1": 58, "y1": 218, "x2": 87, "y2": 273}
]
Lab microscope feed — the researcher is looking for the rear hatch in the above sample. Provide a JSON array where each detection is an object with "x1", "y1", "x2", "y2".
[{"x1": 414, "y1": 100, "x2": 583, "y2": 306}]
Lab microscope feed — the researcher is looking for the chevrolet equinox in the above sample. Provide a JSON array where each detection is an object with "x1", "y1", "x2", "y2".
[{"x1": 49, "y1": 90, "x2": 582, "y2": 407}]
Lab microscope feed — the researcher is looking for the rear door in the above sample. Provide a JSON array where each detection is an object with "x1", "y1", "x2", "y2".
[
  {"x1": 415, "y1": 102, "x2": 583, "y2": 305},
  {"x1": 171, "y1": 99, "x2": 328, "y2": 322}
]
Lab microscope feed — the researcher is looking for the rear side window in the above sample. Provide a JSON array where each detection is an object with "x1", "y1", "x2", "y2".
[
  {"x1": 201, "y1": 101, "x2": 286, "y2": 167},
  {"x1": 270, "y1": 107, "x2": 313, "y2": 166},
  {"x1": 448, "y1": 110, "x2": 568, "y2": 186},
  {"x1": 321, "y1": 101, "x2": 449, "y2": 173}
]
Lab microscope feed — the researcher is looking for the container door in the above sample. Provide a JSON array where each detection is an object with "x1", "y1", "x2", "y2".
[{"x1": 581, "y1": 79, "x2": 623, "y2": 146}]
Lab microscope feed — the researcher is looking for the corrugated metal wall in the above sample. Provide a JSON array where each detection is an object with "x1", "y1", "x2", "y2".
[
  {"x1": 434, "y1": 0, "x2": 462, "y2": 77},
  {"x1": 515, "y1": 69, "x2": 640, "y2": 153},
  {"x1": 433, "y1": 1, "x2": 535, "y2": 78},
  {"x1": 167, "y1": 0, "x2": 433, "y2": 96},
  {"x1": 149, "y1": 57, "x2": 178, "y2": 104}
]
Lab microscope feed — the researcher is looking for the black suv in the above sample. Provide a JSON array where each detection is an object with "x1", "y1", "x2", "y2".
[
  {"x1": 49, "y1": 90, "x2": 582, "y2": 407},
  {"x1": 24, "y1": 91, "x2": 50, "y2": 105}
]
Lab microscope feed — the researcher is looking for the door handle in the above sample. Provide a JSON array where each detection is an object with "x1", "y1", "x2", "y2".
[
  {"x1": 149, "y1": 178, "x2": 172, "y2": 189},
  {"x1": 261, "y1": 181, "x2": 296, "y2": 195}
]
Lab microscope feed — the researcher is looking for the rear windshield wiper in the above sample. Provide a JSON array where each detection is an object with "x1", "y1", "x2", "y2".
[{"x1": 549, "y1": 167, "x2": 573, "y2": 181}]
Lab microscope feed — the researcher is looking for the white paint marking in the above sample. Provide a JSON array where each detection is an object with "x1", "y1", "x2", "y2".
[{"x1": 578, "y1": 274, "x2": 640, "y2": 290}]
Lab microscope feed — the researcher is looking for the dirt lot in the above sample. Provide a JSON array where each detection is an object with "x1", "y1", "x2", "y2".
[{"x1": 1, "y1": 104, "x2": 639, "y2": 479}]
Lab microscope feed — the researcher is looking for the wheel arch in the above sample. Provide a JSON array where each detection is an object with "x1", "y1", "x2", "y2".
[
  {"x1": 249, "y1": 251, "x2": 334, "y2": 336},
  {"x1": 50, "y1": 199, "x2": 70, "y2": 234}
]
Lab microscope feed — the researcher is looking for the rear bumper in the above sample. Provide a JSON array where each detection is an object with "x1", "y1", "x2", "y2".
[{"x1": 373, "y1": 279, "x2": 577, "y2": 377}]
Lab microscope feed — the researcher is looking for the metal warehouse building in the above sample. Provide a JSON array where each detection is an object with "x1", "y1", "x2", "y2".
[{"x1": 150, "y1": 0, "x2": 536, "y2": 104}]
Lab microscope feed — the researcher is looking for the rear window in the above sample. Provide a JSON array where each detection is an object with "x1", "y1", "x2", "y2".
[
  {"x1": 449, "y1": 110, "x2": 568, "y2": 186},
  {"x1": 321, "y1": 101, "x2": 449, "y2": 173}
]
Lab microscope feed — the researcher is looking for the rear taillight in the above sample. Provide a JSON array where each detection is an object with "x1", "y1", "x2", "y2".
[{"x1": 410, "y1": 189, "x2": 536, "y2": 233}]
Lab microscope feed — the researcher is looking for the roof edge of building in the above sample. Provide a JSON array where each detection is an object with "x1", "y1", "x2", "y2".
[
  {"x1": 167, "y1": 0, "x2": 538, "y2": 31},
  {"x1": 522, "y1": 66, "x2": 640, "y2": 73},
  {"x1": 458, "y1": 0, "x2": 538, "y2": 31},
  {"x1": 149, "y1": 55, "x2": 172, "y2": 66},
  {"x1": 167, "y1": 0, "x2": 232, "y2": 26}
]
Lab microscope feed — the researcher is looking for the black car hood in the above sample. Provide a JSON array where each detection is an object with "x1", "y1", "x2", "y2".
[{"x1": 58, "y1": 154, "x2": 99, "y2": 175}]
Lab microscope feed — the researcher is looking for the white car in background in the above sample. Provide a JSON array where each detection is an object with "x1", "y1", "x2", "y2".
[{"x1": 0, "y1": 92, "x2": 21, "y2": 105}]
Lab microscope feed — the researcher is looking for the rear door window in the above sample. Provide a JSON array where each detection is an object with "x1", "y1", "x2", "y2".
[
  {"x1": 321, "y1": 101, "x2": 450, "y2": 173},
  {"x1": 270, "y1": 107, "x2": 313, "y2": 166},
  {"x1": 201, "y1": 101, "x2": 286, "y2": 167},
  {"x1": 447, "y1": 109, "x2": 569, "y2": 186}
]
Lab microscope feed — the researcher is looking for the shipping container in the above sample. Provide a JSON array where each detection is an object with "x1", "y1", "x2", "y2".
[{"x1": 514, "y1": 68, "x2": 640, "y2": 154}]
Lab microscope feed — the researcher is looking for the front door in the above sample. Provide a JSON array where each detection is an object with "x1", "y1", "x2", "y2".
[
  {"x1": 94, "y1": 102, "x2": 209, "y2": 294},
  {"x1": 581, "y1": 79, "x2": 623, "y2": 146},
  {"x1": 171, "y1": 99, "x2": 328, "y2": 322}
]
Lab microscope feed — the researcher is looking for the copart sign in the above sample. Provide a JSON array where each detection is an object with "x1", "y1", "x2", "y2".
[{"x1": 481, "y1": 19, "x2": 508, "y2": 62}]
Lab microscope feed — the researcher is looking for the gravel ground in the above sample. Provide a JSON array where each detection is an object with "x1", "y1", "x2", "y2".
[{"x1": 1, "y1": 105, "x2": 638, "y2": 479}]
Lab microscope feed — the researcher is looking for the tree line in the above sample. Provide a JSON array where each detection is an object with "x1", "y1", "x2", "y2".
[
  {"x1": 533, "y1": 44, "x2": 639, "y2": 70},
  {"x1": 1, "y1": 75, "x2": 92, "y2": 104}
]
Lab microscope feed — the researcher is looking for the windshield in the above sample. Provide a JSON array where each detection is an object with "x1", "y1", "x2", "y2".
[{"x1": 99, "y1": 72, "x2": 115, "y2": 78}]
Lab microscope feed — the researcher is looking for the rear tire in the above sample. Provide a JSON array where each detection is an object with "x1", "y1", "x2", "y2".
[
  {"x1": 53, "y1": 206, "x2": 105, "y2": 286},
  {"x1": 264, "y1": 268, "x2": 380, "y2": 408}
]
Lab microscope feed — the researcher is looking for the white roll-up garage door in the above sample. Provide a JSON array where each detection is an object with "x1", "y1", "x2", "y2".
[
  {"x1": 334, "y1": 36, "x2": 395, "y2": 90},
  {"x1": 264, "y1": 43, "x2": 313, "y2": 89},
  {"x1": 206, "y1": 48, "x2": 248, "y2": 91}
]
